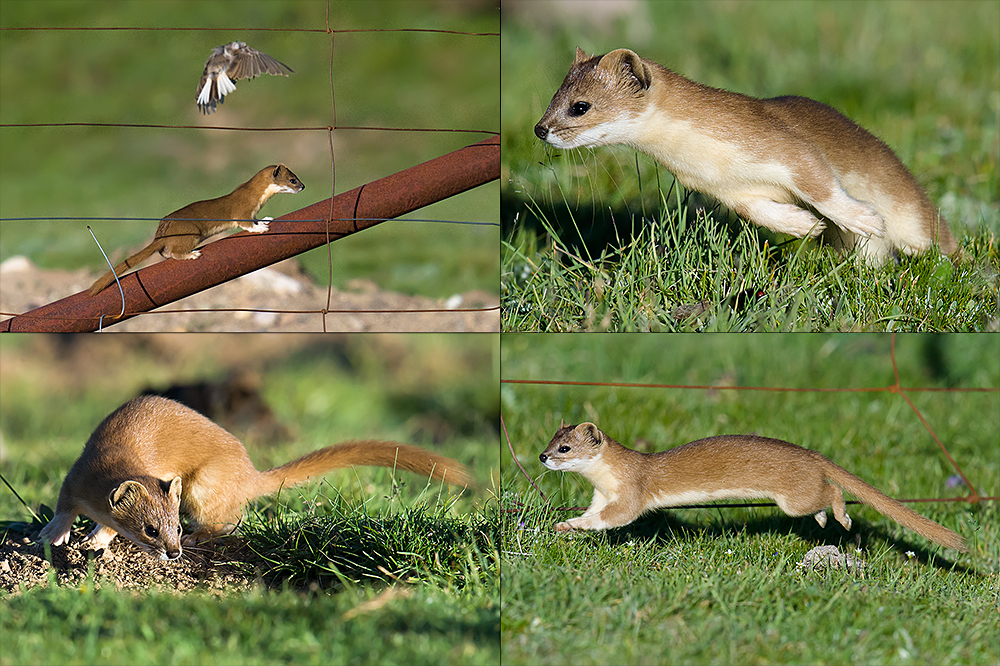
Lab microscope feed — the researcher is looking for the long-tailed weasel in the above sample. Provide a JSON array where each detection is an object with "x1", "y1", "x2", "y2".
[
  {"x1": 197, "y1": 41, "x2": 293, "y2": 114},
  {"x1": 88, "y1": 164, "x2": 304, "y2": 296},
  {"x1": 539, "y1": 422, "x2": 967, "y2": 551},
  {"x1": 38, "y1": 396, "x2": 470, "y2": 560},
  {"x1": 535, "y1": 48, "x2": 957, "y2": 264}
]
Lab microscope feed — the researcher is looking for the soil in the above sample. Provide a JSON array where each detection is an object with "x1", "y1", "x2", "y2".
[
  {"x1": 0, "y1": 256, "x2": 499, "y2": 332},
  {"x1": 1, "y1": 527, "x2": 257, "y2": 596}
]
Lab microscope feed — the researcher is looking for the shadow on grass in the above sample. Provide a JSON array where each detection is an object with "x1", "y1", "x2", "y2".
[
  {"x1": 501, "y1": 187, "x2": 772, "y2": 262},
  {"x1": 521, "y1": 503, "x2": 975, "y2": 573},
  {"x1": 592, "y1": 511, "x2": 972, "y2": 572}
]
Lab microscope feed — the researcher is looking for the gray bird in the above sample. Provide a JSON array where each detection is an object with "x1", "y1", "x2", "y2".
[{"x1": 196, "y1": 41, "x2": 293, "y2": 114}]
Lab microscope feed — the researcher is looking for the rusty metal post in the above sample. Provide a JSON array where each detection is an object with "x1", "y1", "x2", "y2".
[{"x1": 2, "y1": 135, "x2": 498, "y2": 332}]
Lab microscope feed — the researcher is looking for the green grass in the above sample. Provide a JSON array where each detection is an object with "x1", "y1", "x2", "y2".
[
  {"x1": 501, "y1": 1, "x2": 999, "y2": 331},
  {"x1": 0, "y1": 0, "x2": 499, "y2": 299},
  {"x1": 0, "y1": 333, "x2": 500, "y2": 665},
  {"x1": 4, "y1": 496, "x2": 500, "y2": 666},
  {"x1": 500, "y1": 333, "x2": 999, "y2": 665},
  {"x1": 502, "y1": 189, "x2": 998, "y2": 331},
  {"x1": 5, "y1": 575, "x2": 498, "y2": 666},
  {"x1": 239, "y1": 499, "x2": 497, "y2": 590}
]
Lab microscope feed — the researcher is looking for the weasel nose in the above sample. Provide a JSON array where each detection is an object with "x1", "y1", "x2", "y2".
[
  {"x1": 538, "y1": 453, "x2": 547, "y2": 463},
  {"x1": 534, "y1": 124, "x2": 547, "y2": 140}
]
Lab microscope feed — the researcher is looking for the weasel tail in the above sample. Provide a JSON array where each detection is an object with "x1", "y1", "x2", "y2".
[
  {"x1": 88, "y1": 242, "x2": 164, "y2": 296},
  {"x1": 820, "y1": 463, "x2": 966, "y2": 552},
  {"x1": 254, "y1": 440, "x2": 472, "y2": 496}
]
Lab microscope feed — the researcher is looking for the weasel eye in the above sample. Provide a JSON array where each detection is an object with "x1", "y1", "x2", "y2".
[
  {"x1": 569, "y1": 101, "x2": 590, "y2": 117},
  {"x1": 145, "y1": 525, "x2": 159, "y2": 538},
  {"x1": 558, "y1": 445, "x2": 571, "y2": 453}
]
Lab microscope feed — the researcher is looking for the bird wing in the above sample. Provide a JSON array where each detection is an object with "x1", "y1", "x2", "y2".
[{"x1": 226, "y1": 44, "x2": 294, "y2": 80}]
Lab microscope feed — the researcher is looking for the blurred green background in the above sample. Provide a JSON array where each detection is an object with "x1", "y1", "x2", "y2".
[{"x1": 0, "y1": 0, "x2": 499, "y2": 297}]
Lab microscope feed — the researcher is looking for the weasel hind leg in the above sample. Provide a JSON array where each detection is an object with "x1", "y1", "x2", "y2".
[
  {"x1": 162, "y1": 248, "x2": 202, "y2": 260},
  {"x1": 809, "y1": 187, "x2": 885, "y2": 239},
  {"x1": 827, "y1": 484, "x2": 852, "y2": 531}
]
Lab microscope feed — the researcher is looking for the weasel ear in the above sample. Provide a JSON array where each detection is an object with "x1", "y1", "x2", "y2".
[
  {"x1": 160, "y1": 477, "x2": 182, "y2": 502},
  {"x1": 601, "y1": 49, "x2": 652, "y2": 90},
  {"x1": 272, "y1": 165, "x2": 282, "y2": 178},
  {"x1": 573, "y1": 47, "x2": 589, "y2": 65},
  {"x1": 577, "y1": 422, "x2": 602, "y2": 445},
  {"x1": 109, "y1": 480, "x2": 150, "y2": 512}
]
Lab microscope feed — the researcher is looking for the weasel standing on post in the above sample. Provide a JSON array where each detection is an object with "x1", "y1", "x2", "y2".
[
  {"x1": 539, "y1": 422, "x2": 967, "y2": 551},
  {"x1": 535, "y1": 48, "x2": 957, "y2": 263},
  {"x1": 88, "y1": 164, "x2": 304, "y2": 296},
  {"x1": 38, "y1": 396, "x2": 471, "y2": 560}
]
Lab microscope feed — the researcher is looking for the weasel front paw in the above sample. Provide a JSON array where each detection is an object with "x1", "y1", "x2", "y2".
[
  {"x1": 38, "y1": 524, "x2": 71, "y2": 546},
  {"x1": 247, "y1": 219, "x2": 271, "y2": 234},
  {"x1": 554, "y1": 521, "x2": 574, "y2": 532}
]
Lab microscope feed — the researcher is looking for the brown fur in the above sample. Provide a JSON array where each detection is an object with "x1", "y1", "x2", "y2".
[
  {"x1": 38, "y1": 396, "x2": 470, "y2": 559},
  {"x1": 535, "y1": 48, "x2": 957, "y2": 263},
  {"x1": 88, "y1": 164, "x2": 304, "y2": 296},
  {"x1": 539, "y1": 422, "x2": 966, "y2": 551}
]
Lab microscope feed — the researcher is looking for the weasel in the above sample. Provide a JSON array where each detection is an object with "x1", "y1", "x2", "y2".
[
  {"x1": 535, "y1": 48, "x2": 957, "y2": 264},
  {"x1": 37, "y1": 396, "x2": 471, "y2": 560},
  {"x1": 197, "y1": 41, "x2": 293, "y2": 114},
  {"x1": 88, "y1": 164, "x2": 304, "y2": 296},
  {"x1": 539, "y1": 422, "x2": 967, "y2": 551}
]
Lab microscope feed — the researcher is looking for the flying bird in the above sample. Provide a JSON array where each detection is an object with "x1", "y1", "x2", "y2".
[{"x1": 196, "y1": 41, "x2": 293, "y2": 114}]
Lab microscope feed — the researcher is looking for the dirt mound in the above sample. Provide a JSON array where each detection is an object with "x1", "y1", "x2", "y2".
[{"x1": 1, "y1": 528, "x2": 255, "y2": 596}]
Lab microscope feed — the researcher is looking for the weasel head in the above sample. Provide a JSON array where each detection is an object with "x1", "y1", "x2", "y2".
[
  {"x1": 260, "y1": 164, "x2": 305, "y2": 194},
  {"x1": 539, "y1": 421, "x2": 607, "y2": 474},
  {"x1": 105, "y1": 477, "x2": 183, "y2": 561},
  {"x1": 251, "y1": 164, "x2": 305, "y2": 217},
  {"x1": 535, "y1": 47, "x2": 656, "y2": 150}
]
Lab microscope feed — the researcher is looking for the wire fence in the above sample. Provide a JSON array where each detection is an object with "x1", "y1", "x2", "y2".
[
  {"x1": 502, "y1": 335, "x2": 998, "y2": 520},
  {"x1": 0, "y1": 2, "x2": 499, "y2": 332}
]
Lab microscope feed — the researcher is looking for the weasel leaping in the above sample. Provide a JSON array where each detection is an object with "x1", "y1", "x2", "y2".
[
  {"x1": 197, "y1": 41, "x2": 293, "y2": 114},
  {"x1": 539, "y1": 422, "x2": 967, "y2": 551},
  {"x1": 535, "y1": 48, "x2": 958, "y2": 263}
]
